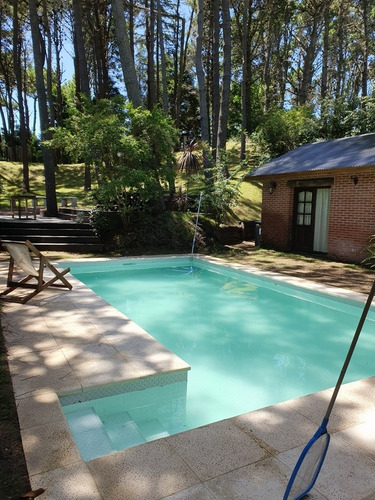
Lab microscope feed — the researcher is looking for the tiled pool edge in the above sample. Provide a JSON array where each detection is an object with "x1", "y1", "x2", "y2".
[
  {"x1": 59, "y1": 370, "x2": 188, "y2": 405},
  {"x1": 63, "y1": 252, "x2": 370, "y2": 305},
  {"x1": 1, "y1": 257, "x2": 375, "y2": 500}
]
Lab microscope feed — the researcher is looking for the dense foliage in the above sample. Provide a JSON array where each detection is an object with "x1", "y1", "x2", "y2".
[{"x1": 52, "y1": 97, "x2": 178, "y2": 226}]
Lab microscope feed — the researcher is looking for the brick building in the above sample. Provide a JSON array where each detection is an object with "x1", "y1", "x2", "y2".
[{"x1": 248, "y1": 133, "x2": 375, "y2": 264}]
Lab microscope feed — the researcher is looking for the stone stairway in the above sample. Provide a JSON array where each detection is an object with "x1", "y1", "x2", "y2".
[{"x1": 0, "y1": 216, "x2": 104, "y2": 253}]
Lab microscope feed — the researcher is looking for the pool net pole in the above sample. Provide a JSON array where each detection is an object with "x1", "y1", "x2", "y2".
[{"x1": 191, "y1": 192, "x2": 203, "y2": 255}]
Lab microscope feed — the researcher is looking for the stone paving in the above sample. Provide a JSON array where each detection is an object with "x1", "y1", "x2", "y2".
[{"x1": 1, "y1": 255, "x2": 375, "y2": 500}]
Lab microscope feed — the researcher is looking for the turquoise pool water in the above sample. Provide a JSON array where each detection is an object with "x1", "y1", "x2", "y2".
[{"x1": 61, "y1": 257, "x2": 375, "y2": 460}]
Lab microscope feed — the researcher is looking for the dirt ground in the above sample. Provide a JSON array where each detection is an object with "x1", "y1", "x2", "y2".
[
  {"x1": 0, "y1": 247, "x2": 374, "y2": 499},
  {"x1": 0, "y1": 329, "x2": 31, "y2": 500},
  {"x1": 217, "y1": 245, "x2": 375, "y2": 294}
]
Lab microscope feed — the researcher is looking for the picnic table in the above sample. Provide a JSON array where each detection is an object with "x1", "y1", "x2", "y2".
[{"x1": 10, "y1": 195, "x2": 37, "y2": 219}]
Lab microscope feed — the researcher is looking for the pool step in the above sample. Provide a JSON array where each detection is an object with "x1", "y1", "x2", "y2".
[
  {"x1": 65, "y1": 408, "x2": 114, "y2": 461},
  {"x1": 65, "y1": 407, "x2": 170, "y2": 461},
  {"x1": 137, "y1": 418, "x2": 170, "y2": 442},
  {"x1": 127, "y1": 406, "x2": 170, "y2": 442},
  {"x1": 103, "y1": 412, "x2": 146, "y2": 450}
]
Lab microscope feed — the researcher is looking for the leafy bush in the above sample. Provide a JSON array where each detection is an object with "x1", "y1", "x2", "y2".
[
  {"x1": 113, "y1": 211, "x2": 205, "y2": 254},
  {"x1": 168, "y1": 186, "x2": 194, "y2": 212},
  {"x1": 51, "y1": 97, "x2": 178, "y2": 228},
  {"x1": 258, "y1": 105, "x2": 319, "y2": 158},
  {"x1": 363, "y1": 236, "x2": 375, "y2": 268},
  {"x1": 90, "y1": 208, "x2": 123, "y2": 238},
  {"x1": 195, "y1": 153, "x2": 242, "y2": 224}
]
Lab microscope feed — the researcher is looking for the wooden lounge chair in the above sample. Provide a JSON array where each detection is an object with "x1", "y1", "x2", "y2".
[{"x1": 0, "y1": 240, "x2": 72, "y2": 304}]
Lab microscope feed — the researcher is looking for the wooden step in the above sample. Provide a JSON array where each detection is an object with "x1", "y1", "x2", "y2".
[
  {"x1": 0, "y1": 227, "x2": 97, "y2": 237},
  {"x1": 0, "y1": 217, "x2": 104, "y2": 253}
]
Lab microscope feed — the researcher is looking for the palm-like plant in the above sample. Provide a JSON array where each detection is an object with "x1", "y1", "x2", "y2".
[
  {"x1": 178, "y1": 141, "x2": 201, "y2": 175},
  {"x1": 170, "y1": 185, "x2": 193, "y2": 211}
]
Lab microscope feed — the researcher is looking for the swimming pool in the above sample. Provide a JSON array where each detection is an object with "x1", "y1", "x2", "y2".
[{"x1": 60, "y1": 256, "x2": 375, "y2": 460}]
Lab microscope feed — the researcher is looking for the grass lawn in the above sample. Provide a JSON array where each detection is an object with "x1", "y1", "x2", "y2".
[
  {"x1": 0, "y1": 162, "x2": 95, "y2": 209},
  {"x1": 176, "y1": 140, "x2": 262, "y2": 222}
]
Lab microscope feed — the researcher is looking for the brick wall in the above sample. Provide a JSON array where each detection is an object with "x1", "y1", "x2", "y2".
[
  {"x1": 260, "y1": 179, "x2": 294, "y2": 250},
  {"x1": 255, "y1": 166, "x2": 375, "y2": 263}
]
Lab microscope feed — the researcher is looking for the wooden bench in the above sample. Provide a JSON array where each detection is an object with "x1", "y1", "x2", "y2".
[{"x1": 60, "y1": 197, "x2": 78, "y2": 207}]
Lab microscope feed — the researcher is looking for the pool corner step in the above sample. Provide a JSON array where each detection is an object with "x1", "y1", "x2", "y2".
[
  {"x1": 103, "y1": 412, "x2": 147, "y2": 450},
  {"x1": 64, "y1": 406, "x2": 174, "y2": 460},
  {"x1": 65, "y1": 407, "x2": 114, "y2": 461},
  {"x1": 137, "y1": 419, "x2": 170, "y2": 442}
]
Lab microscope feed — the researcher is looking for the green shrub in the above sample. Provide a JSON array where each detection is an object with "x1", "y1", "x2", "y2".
[
  {"x1": 363, "y1": 236, "x2": 375, "y2": 268},
  {"x1": 90, "y1": 209, "x2": 123, "y2": 238},
  {"x1": 51, "y1": 97, "x2": 178, "y2": 227},
  {"x1": 198, "y1": 158, "x2": 242, "y2": 224},
  {"x1": 112, "y1": 211, "x2": 205, "y2": 254},
  {"x1": 258, "y1": 105, "x2": 318, "y2": 158}
]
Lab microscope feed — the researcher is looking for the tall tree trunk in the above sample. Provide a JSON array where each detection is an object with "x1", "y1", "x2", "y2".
[
  {"x1": 89, "y1": 3, "x2": 110, "y2": 99},
  {"x1": 336, "y1": 3, "x2": 345, "y2": 98},
  {"x1": 216, "y1": 0, "x2": 231, "y2": 167},
  {"x1": 22, "y1": 53, "x2": 31, "y2": 136},
  {"x1": 320, "y1": 1, "x2": 330, "y2": 137},
  {"x1": 42, "y1": 0, "x2": 55, "y2": 126},
  {"x1": 128, "y1": 0, "x2": 135, "y2": 60},
  {"x1": 52, "y1": 9, "x2": 63, "y2": 127},
  {"x1": 298, "y1": 24, "x2": 318, "y2": 105},
  {"x1": 72, "y1": 0, "x2": 91, "y2": 190},
  {"x1": 174, "y1": 15, "x2": 185, "y2": 128},
  {"x1": 240, "y1": 0, "x2": 249, "y2": 161},
  {"x1": 172, "y1": 0, "x2": 180, "y2": 122},
  {"x1": 195, "y1": 0, "x2": 211, "y2": 175},
  {"x1": 321, "y1": 1, "x2": 329, "y2": 100},
  {"x1": 0, "y1": 65, "x2": 16, "y2": 160},
  {"x1": 12, "y1": 0, "x2": 30, "y2": 192},
  {"x1": 72, "y1": 0, "x2": 90, "y2": 97},
  {"x1": 156, "y1": 0, "x2": 168, "y2": 114},
  {"x1": 263, "y1": 0, "x2": 274, "y2": 112},
  {"x1": 28, "y1": 0, "x2": 58, "y2": 217},
  {"x1": 361, "y1": 0, "x2": 369, "y2": 98},
  {"x1": 32, "y1": 97, "x2": 37, "y2": 135},
  {"x1": 298, "y1": 1, "x2": 323, "y2": 106},
  {"x1": 145, "y1": 0, "x2": 157, "y2": 109},
  {"x1": 211, "y1": 0, "x2": 220, "y2": 154},
  {"x1": 174, "y1": 5, "x2": 194, "y2": 129},
  {"x1": 0, "y1": 105, "x2": 8, "y2": 151},
  {"x1": 275, "y1": 4, "x2": 293, "y2": 108},
  {"x1": 111, "y1": 0, "x2": 142, "y2": 107}
]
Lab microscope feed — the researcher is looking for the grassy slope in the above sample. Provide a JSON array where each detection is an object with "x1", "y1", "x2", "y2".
[
  {"x1": 175, "y1": 140, "x2": 262, "y2": 221},
  {"x1": 225, "y1": 140, "x2": 262, "y2": 221},
  {"x1": 0, "y1": 162, "x2": 94, "y2": 209},
  {"x1": 0, "y1": 149, "x2": 262, "y2": 220}
]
